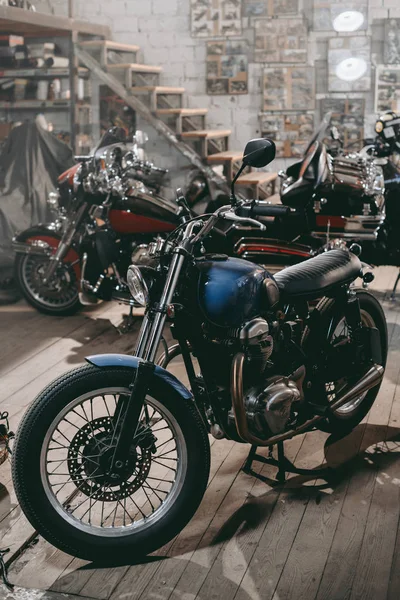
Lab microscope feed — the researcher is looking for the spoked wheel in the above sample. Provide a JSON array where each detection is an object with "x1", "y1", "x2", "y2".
[
  {"x1": 12, "y1": 365, "x2": 210, "y2": 562},
  {"x1": 302, "y1": 290, "x2": 388, "y2": 434},
  {"x1": 15, "y1": 253, "x2": 80, "y2": 315}
]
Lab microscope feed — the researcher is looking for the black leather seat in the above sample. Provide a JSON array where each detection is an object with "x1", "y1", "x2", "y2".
[{"x1": 273, "y1": 249, "x2": 362, "y2": 300}]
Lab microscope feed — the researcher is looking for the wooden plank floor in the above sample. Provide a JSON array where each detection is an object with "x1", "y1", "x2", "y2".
[{"x1": 1, "y1": 266, "x2": 400, "y2": 600}]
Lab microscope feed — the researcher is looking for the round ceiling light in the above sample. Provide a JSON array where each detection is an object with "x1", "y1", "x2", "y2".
[
  {"x1": 335, "y1": 57, "x2": 368, "y2": 81},
  {"x1": 333, "y1": 10, "x2": 365, "y2": 32}
]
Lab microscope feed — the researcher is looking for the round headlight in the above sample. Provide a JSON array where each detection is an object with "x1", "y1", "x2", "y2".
[
  {"x1": 375, "y1": 121, "x2": 384, "y2": 133},
  {"x1": 127, "y1": 265, "x2": 149, "y2": 307}
]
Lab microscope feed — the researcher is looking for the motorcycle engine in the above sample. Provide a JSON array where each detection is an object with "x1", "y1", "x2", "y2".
[
  {"x1": 244, "y1": 371, "x2": 303, "y2": 436},
  {"x1": 235, "y1": 318, "x2": 304, "y2": 436},
  {"x1": 331, "y1": 154, "x2": 385, "y2": 199},
  {"x1": 203, "y1": 317, "x2": 304, "y2": 437},
  {"x1": 223, "y1": 318, "x2": 303, "y2": 436}
]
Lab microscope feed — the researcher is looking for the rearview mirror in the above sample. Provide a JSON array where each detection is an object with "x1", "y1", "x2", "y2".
[
  {"x1": 330, "y1": 126, "x2": 340, "y2": 141},
  {"x1": 242, "y1": 138, "x2": 276, "y2": 168},
  {"x1": 133, "y1": 130, "x2": 149, "y2": 146}
]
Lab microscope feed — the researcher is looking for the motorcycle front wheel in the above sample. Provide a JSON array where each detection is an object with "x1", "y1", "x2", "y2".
[
  {"x1": 15, "y1": 253, "x2": 80, "y2": 316},
  {"x1": 12, "y1": 365, "x2": 210, "y2": 562}
]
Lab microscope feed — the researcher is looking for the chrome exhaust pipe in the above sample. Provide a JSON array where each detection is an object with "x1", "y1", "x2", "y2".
[
  {"x1": 231, "y1": 354, "x2": 384, "y2": 447},
  {"x1": 329, "y1": 364, "x2": 384, "y2": 412}
]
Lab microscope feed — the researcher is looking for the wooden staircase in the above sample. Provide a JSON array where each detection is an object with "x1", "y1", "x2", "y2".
[{"x1": 77, "y1": 39, "x2": 278, "y2": 197}]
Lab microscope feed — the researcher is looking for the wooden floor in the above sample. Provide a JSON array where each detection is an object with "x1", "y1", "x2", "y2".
[{"x1": 1, "y1": 266, "x2": 400, "y2": 600}]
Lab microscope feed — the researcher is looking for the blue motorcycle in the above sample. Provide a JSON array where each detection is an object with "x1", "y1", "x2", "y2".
[{"x1": 12, "y1": 138, "x2": 387, "y2": 563}]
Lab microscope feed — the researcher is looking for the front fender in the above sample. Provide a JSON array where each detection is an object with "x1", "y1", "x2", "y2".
[
  {"x1": 13, "y1": 223, "x2": 63, "y2": 243},
  {"x1": 85, "y1": 353, "x2": 193, "y2": 401}
]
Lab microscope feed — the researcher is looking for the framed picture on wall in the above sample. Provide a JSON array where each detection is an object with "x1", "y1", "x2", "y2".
[
  {"x1": 254, "y1": 18, "x2": 307, "y2": 63},
  {"x1": 206, "y1": 40, "x2": 248, "y2": 95},
  {"x1": 321, "y1": 97, "x2": 365, "y2": 117},
  {"x1": 313, "y1": 0, "x2": 368, "y2": 32},
  {"x1": 260, "y1": 112, "x2": 314, "y2": 157},
  {"x1": 328, "y1": 36, "x2": 371, "y2": 92},
  {"x1": 191, "y1": 0, "x2": 242, "y2": 38},
  {"x1": 243, "y1": 0, "x2": 298, "y2": 18},
  {"x1": 384, "y1": 20, "x2": 400, "y2": 65},
  {"x1": 263, "y1": 66, "x2": 315, "y2": 111},
  {"x1": 320, "y1": 97, "x2": 365, "y2": 149},
  {"x1": 375, "y1": 65, "x2": 400, "y2": 113}
]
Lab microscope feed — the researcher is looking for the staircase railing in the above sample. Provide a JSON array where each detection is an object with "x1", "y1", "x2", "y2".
[{"x1": 76, "y1": 48, "x2": 229, "y2": 192}]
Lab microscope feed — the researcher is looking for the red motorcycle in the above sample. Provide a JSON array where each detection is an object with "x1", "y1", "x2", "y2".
[{"x1": 12, "y1": 128, "x2": 180, "y2": 315}]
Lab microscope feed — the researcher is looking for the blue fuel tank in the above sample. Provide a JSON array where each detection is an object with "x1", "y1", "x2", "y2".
[{"x1": 196, "y1": 256, "x2": 275, "y2": 328}]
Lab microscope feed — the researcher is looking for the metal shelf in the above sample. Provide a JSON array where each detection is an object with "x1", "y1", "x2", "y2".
[
  {"x1": 0, "y1": 100, "x2": 91, "y2": 110},
  {"x1": 0, "y1": 67, "x2": 89, "y2": 78},
  {"x1": 0, "y1": 5, "x2": 110, "y2": 37},
  {"x1": 0, "y1": 6, "x2": 107, "y2": 151}
]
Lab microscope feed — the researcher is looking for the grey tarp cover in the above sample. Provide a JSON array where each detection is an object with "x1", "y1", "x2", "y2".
[{"x1": 0, "y1": 122, "x2": 74, "y2": 269}]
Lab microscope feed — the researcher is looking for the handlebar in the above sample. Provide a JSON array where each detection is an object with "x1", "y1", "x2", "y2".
[
  {"x1": 236, "y1": 201, "x2": 290, "y2": 218},
  {"x1": 132, "y1": 160, "x2": 168, "y2": 175}
]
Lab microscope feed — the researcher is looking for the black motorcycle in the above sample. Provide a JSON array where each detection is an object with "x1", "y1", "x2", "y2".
[
  {"x1": 277, "y1": 112, "x2": 400, "y2": 268},
  {"x1": 12, "y1": 138, "x2": 387, "y2": 562}
]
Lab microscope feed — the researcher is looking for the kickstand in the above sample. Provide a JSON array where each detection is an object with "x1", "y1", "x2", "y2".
[
  {"x1": 0, "y1": 549, "x2": 14, "y2": 590},
  {"x1": 391, "y1": 269, "x2": 400, "y2": 300},
  {"x1": 116, "y1": 304, "x2": 136, "y2": 335},
  {"x1": 243, "y1": 440, "x2": 331, "y2": 484}
]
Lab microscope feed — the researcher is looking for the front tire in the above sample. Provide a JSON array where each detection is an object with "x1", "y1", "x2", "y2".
[
  {"x1": 12, "y1": 365, "x2": 210, "y2": 562},
  {"x1": 15, "y1": 253, "x2": 80, "y2": 316},
  {"x1": 302, "y1": 290, "x2": 388, "y2": 435}
]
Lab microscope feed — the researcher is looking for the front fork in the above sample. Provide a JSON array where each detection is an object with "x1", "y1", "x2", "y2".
[
  {"x1": 42, "y1": 203, "x2": 88, "y2": 284},
  {"x1": 109, "y1": 250, "x2": 186, "y2": 473}
]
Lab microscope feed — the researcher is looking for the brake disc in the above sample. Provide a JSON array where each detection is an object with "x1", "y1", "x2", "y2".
[{"x1": 67, "y1": 417, "x2": 152, "y2": 502}]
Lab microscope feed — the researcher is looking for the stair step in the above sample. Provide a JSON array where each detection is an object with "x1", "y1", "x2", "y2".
[
  {"x1": 181, "y1": 129, "x2": 231, "y2": 140},
  {"x1": 80, "y1": 40, "x2": 140, "y2": 53},
  {"x1": 156, "y1": 108, "x2": 208, "y2": 116},
  {"x1": 208, "y1": 150, "x2": 243, "y2": 162},
  {"x1": 77, "y1": 46, "x2": 227, "y2": 190},
  {"x1": 108, "y1": 63, "x2": 162, "y2": 74},
  {"x1": 236, "y1": 171, "x2": 278, "y2": 186},
  {"x1": 131, "y1": 86, "x2": 185, "y2": 95}
]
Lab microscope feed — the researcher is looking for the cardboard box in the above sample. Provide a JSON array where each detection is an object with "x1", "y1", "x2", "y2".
[
  {"x1": 0, "y1": 35, "x2": 24, "y2": 48},
  {"x1": 0, "y1": 123, "x2": 12, "y2": 141}
]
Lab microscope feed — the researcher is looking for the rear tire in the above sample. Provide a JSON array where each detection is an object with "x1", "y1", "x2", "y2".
[
  {"x1": 15, "y1": 253, "x2": 80, "y2": 316},
  {"x1": 12, "y1": 365, "x2": 210, "y2": 562},
  {"x1": 302, "y1": 290, "x2": 387, "y2": 435}
]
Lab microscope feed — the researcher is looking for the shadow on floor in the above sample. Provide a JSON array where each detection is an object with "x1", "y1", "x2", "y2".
[
  {"x1": 52, "y1": 423, "x2": 400, "y2": 580},
  {"x1": 50, "y1": 423, "x2": 400, "y2": 599}
]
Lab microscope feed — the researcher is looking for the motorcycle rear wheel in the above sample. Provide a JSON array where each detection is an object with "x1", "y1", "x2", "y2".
[
  {"x1": 12, "y1": 365, "x2": 210, "y2": 562},
  {"x1": 15, "y1": 253, "x2": 80, "y2": 316},
  {"x1": 302, "y1": 290, "x2": 388, "y2": 435}
]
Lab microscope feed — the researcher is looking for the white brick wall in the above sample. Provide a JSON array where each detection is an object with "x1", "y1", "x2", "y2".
[{"x1": 30, "y1": 0, "x2": 399, "y2": 178}]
